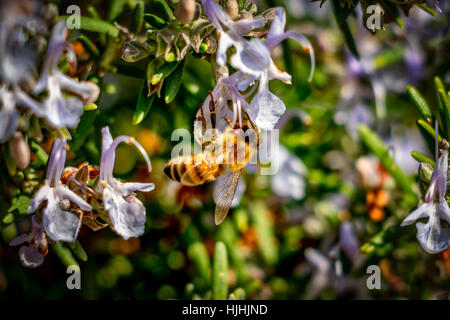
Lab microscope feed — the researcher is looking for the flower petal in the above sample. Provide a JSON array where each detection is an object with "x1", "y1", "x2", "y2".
[
  {"x1": 271, "y1": 146, "x2": 306, "y2": 199},
  {"x1": 103, "y1": 186, "x2": 146, "y2": 240},
  {"x1": 233, "y1": 17, "x2": 265, "y2": 35},
  {"x1": 304, "y1": 248, "x2": 331, "y2": 273},
  {"x1": 339, "y1": 222, "x2": 362, "y2": 265},
  {"x1": 43, "y1": 189, "x2": 82, "y2": 242},
  {"x1": 18, "y1": 245, "x2": 44, "y2": 268},
  {"x1": 58, "y1": 73, "x2": 100, "y2": 103},
  {"x1": 247, "y1": 77, "x2": 286, "y2": 130},
  {"x1": 0, "y1": 85, "x2": 20, "y2": 143},
  {"x1": 216, "y1": 33, "x2": 234, "y2": 66},
  {"x1": 266, "y1": 8, "x2": 286, "y2": 41},
  {"x1": 101, "y1": 126, "x2": 114, "y2": 154},
  {"x1": 436, "y1": 150, "x2": 448, "y2": 202},
  {"x1": 10, "y1": 234, "x2": 32, "y2": 246},
  {"x1": 439, "y1": 200, "x2": 450, "y2": 224},
  {"x1": 400, "y1": 202, "x2": 432, "y2": 226},
  {"x1": 264, "y1": 31, "x2": 315, "y2": 82},
  {"x1": 120, "y1": 182, "x2": 155, "y2": 194},
  {"x1": 416, "y1": 215, "x2": 450, "y2": 254},
  {"x1": 230, "y1": 38, "x2": 271, "y2": 77},
  {"x1": 56, "y1": 185, "x2": 92, "y2": 211},
  {"x1": 27, "y1": 184, "x2": 51, "y2": 213}
]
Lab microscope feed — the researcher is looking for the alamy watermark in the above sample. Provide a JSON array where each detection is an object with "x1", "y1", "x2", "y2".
[
  {"x1": 66, "y1": 5, "x2": 81, "y2": 30},
  {"x1": 66, "y1": 265, "x2": 81, "y2": 290},
  {"x1": 366, "y1": 265, "x2": 381, "y2": 290},
  {"x1": 366, "y1": 4, "x2": 384, "y2": 31}
]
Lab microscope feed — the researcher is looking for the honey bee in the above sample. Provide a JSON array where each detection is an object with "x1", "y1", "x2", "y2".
[{"x1": 164, "y1": 93, "x2": 259, "y2": 224}]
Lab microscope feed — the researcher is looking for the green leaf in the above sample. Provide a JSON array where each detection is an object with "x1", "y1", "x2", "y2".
[
  {"x1": 144, "y1": 13, "x2": 168, "y2": 29},
  {"x1": 332, "y1": 1, "x2": 359, "y2": 59},
  {"x1": 373, "y1": 47, "x2": 404, "y2": 69},
  {"x1": 249, "y1": 201, "x2": 278, "y2": 266},
  {"x1": 133, "y1": 74, "x2": 156, "y2": 125},
  {"x1": 434, "y1": 77, "x2": 449, "y2": 140},
  {"x1": 68, "y1": 241, "x2": 88, "y2": 262},
  {"x1": 407, "y1": 86, "x2": 433, "y2": 121},
  {"x1": 229, "y1": 288, "x2": 246, "y2": 300},
  {"x1": 151, "y1": 61, "x2": 179, "y2": 85},
  {"x1": 8, "y1": 195, "x2": 32, "y2": 215},
  {"x1": 217, "y1": 219, "x2": 250, "y2": 284},
  {"x1": 417, "y1": 119, "x2": 443, "y2": 142},
  {"x1": 61, "y1": 16, "x2": 119, "y2": 37},
  {"x1": 70, "y1": 109, "x2": 99, "y2": 152},
  {"x1": 87, "y1": 4, "x2": 101, "y2": 20},
  {"x1": 151, "y1": 0, "x2": 174, "y2": 22},
  {"x1": 78, "y1": 34, "x2": 100, "y2": 59},
  {"x1": 108, "y1": 0, "x2": 127, "y2": 22},
  {"x1": 30, "y1": 140, "x2": 49, "y2": 167},
  {"x1": 410, "y1": 151, "x2": 435, "y2": 166},
  {"x1": 188, "y1": 242, "x2": 211, "y2": 285},
  {"x1": 360, "y1": 225, "x2": 409, "y2": 255},
  {"x1": 4, "y1": 146, "x2": 16, "y2": 176},
  {"x1": 52, "y1": 242, "x2": 79, "y2": 267},
  {"x1": 2, "y1": 213, "x2": 14, "y2": 224},
  {"x1": 212, "y1": 241, "x2": 228, "y2": 300},
  {"x1": 164, "y1": 60, "x2": 184, "y2": 103},
  {"x1": 133, "y1": 1, "x2": 145, "y2": 33},
  {"x1": 358, "y1": 125, "x2": 416, "y2": 197}
]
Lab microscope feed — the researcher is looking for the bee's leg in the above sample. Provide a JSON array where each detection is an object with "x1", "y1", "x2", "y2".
[
  {"x1": 222, "y1": 116, "x2": 234, "y2": 129},
  {"x1": 208, "y1": 91, "x2": 217, "y2": 130}
]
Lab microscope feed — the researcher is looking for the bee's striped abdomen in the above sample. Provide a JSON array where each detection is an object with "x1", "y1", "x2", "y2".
[{"x1": 164, "y1": 154, "x2": 223, "y2": 186}]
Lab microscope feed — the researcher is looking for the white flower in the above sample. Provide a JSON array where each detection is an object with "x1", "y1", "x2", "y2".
[
  {"x1": 304, "y1": 222, "x2": 365, "y2": 299},
  {"x1": 33, "y1": 20, "x2": 99, "y2": 129},
  {"x1": 9, "y1": 216, "x2": 48, "y2": 268},
  {"x1": 27, "y1": 139, "x2": 92, "y2": 242},
  {"x1": 401, "y1": 134, "x2": 450, "y2": 254},
  {"x1": 201, "y1": 0, "x2": 266, "y2": 70},
  {"x1": 99, "y1": 127, "x2": 154, "y2": 240},
  {"x1": 0, "y1": 84, "x2": 42, "y2": 143},
  {"x1": 201, "y1": 1, "x2": 315, "y2": 130},
  {"x1": 271, "y1": 146, "x2": 307, "y2": 200},
  {"x1": 0, "y1": 19, "x2": 43, "y2": 142}
]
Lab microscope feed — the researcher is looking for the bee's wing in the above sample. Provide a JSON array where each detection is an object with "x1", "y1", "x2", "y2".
[{"x1": 213, "y1": 169, "x2": 242, "y2": 225}]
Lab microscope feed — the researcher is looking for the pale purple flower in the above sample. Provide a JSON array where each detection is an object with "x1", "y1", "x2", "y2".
[
  {"x1": 304, "y1": 222, "x2": 366, "y2": 299},
  {"x1": 99, "y1": 127, "x2": 154, "y2": 240},
  {"x1": 9, "y1": 216, "x2": 48, "y2": 268},
  {"x1": 271, "y1": 145, "x2": 307, "y2": 200},
  {"x1": 339, "y1": 221, "x2": 363, "y2": 266},
  {"x1": 401, "y1": 128, "x2": 450, "y2": 254},
  {"x1": 201, "y1": 1, "x2": 315, "y2": 130},
  {"x1": 304, "y1": 247, "x2": 366, "y2": 299},
  {"x1": 33, "y1": 21, "x2": 99, "y2": 129},
  {"x1": 0, "y1": 85, "x2": 42, "y2": 143},
  {"x1": 201, "y1": 0, "x2": 266, "y2": 70},
  {"x1": 387, "y1": 126, "x2": 426, "y2": 175},
  {"x1": 271, "y1": 110, "x2": 309, "y2": 200},
  {"x1": 27, "y1": 139, "x2": 92, "y2": 242},
  {"x1": 0, "y1": 19, "x2": 42, "y2": 143}
]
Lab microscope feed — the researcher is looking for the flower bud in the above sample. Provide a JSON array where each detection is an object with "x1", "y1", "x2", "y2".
[
  {"x1": 9, "y1": 132, "x2": 30, "y2": 170},
  {"x1": 122, "y1": 40, "x2": 153, "y2": 63},
  {"x1": 81, "y1": 81, "x2": 100, "y2": 104},
  {"x1": 175, "y1": 0, "x2": 197, "y2": 24},
  {"x1": 225, "y1": 0, "x2": 239, "y2": 20}
]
